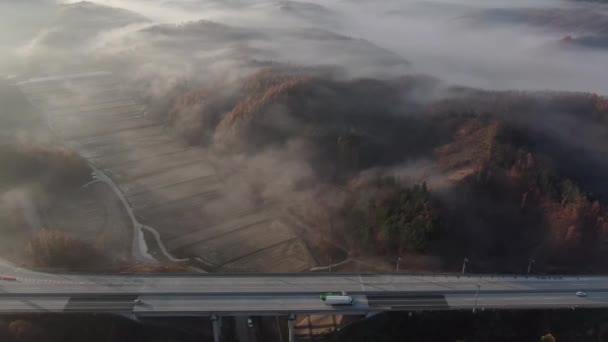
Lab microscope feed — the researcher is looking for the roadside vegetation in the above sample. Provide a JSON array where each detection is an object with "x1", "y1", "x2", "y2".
[
  {"x1": 0, "y1": 80, "x2": 98, "y2": 269},
  {"x1": 0, "y1": 308, "x2": 603, "y2": 342},
  {"x1": 121, "y1": 262, "x2": 188, "y2": 273},
  {"x1": 0, "y1": 144, "x2": 90, "y2": 191},
  {"x1": 25, "y1": 229, "x2": 106, "y2": 271},
  {"x1": 335, "y1": 309, "x2": 608, "y2": 342}
]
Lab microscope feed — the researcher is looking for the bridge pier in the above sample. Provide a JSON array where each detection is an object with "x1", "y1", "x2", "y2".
[
  {"x1": 288, "y1": 313, "x2": 295, "y2": 342},
  {"x1": 211, "y1": 315, "x2": 221, "y2": 342}
]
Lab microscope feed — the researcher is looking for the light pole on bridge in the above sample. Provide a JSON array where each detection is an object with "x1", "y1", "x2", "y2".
[
  {"x1": 527, "y1": 258, "x2": 535, "y2": 275},
  {"x1": 461, "y1": 258, "x2": 469, "y2": 275}
]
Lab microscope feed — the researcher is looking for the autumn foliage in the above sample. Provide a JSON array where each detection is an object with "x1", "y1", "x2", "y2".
[
  {"x1": 157, "y1": 67, "x2": 608, "y2": 272},
  {"x1": 26, "y1": 229, "x2": 104, "y2": 270},
  {"x1": 0, "y1": 144, "x2": 91, "y2": 190}
]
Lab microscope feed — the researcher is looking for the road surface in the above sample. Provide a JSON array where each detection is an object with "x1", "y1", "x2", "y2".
[{"x1": 0, "y1": 272, "x2": 607, "y2": 315}]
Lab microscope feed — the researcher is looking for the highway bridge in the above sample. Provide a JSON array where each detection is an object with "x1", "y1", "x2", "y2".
[
  {"x1": 2, "y1": 272, "x2": 607, "y2": 314},
  {"x1": 8, "y1": 72, "x2": 608, "y2": 341},
  {"x1": 1, "y1": 269, "x2": 608, "y2": 341}
]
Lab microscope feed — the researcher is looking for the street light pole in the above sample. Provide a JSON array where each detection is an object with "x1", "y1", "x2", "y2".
[
  {"x1": 527, "y1": 258, "x2": 535, "y2": 275},
  {"x1": 461, "y1": 258, "x2": 469, "y2": 275}
]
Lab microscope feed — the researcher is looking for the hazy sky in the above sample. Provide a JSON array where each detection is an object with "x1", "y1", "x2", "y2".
[{"x1": 8, "y1": 0, "x2": 608, "y2": 94}]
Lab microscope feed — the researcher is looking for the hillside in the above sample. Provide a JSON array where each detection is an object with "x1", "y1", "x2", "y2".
[
  {"x1": 8, "y1": 0, "x2": 608, "y2": 274},
  {"x1": 471, "y1": 7, "x2": 608, "y2": 35},
  {"x1": 18, "y1": 2, "x2": 409, "y2": 84},
  {"x1": 0, "y1": 80, "x2": 143, "y2": 271},
  {"x1": 149, "y1": 67, "x2": 608, "y2": 273},
  {"x1": 34, "y1": 1, "x2": 150, "y2": 49},
  {"x1": 561, "y1": 34, "x2": 608, "y2": 49},
  {"x1": 21, "y1": 1, "x2": 150, "y2": 71},
  {"x1": 122, "y1": 21, "x2": 409, "y2": 79}
]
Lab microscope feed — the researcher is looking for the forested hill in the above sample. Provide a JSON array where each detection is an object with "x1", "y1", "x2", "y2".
[{"x1": 138, "y1": 68, "x2": 608, "y2": 273}]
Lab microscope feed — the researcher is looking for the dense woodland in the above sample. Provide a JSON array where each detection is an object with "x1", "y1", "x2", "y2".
[{"x1": 153, "y1": 68, "x2": 608, "y2": 273}]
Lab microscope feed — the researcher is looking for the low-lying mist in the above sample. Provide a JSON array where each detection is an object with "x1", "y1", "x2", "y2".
[
  {"x1": 4, "y1": 0, "x2": 608, "y2": 273},
  {"x1": 38, "y1": 0, "x2": 608, "y2": 94}
]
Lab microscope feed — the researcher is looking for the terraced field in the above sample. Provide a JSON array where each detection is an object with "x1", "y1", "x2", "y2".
[{"x1": 19, "y1": 73, "x2": 317, "y2": 272}]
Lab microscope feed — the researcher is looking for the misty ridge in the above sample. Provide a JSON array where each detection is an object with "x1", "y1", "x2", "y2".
[{"x1": 2, "y1": 0, "x2": 608, "y2": 273}]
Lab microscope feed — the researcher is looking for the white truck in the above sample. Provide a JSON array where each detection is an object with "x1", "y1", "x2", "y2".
[{"x1": 321, "y1": 292, "x2": 353, "y2": 305}]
